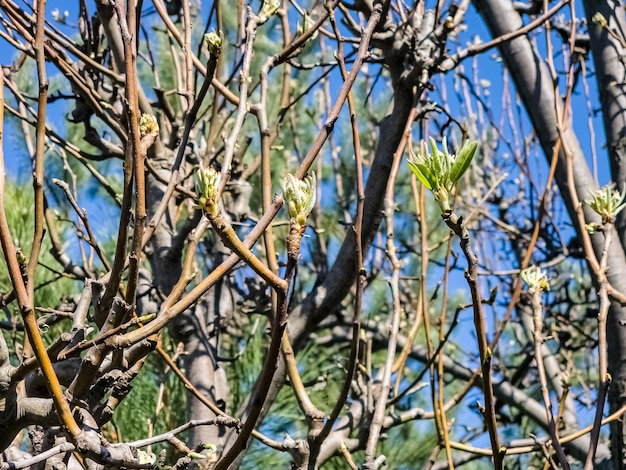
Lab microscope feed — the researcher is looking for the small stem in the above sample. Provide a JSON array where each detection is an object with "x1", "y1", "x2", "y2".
[
  {"x1": 585, "y1": 224, "x2": 613, "y2": 469},
  {"x1": 218, "y1": 7, "x2": 259, "y2": 194},
  {"x1": 113, "y1": 0, "x2": 147, "y2": 308},
  {"x1": 27, "y1": 0, "x2": 48, "y2": 303},
  {"x1": 531, "y1": 289, "x2": 570, "y2": 469},
  {"x1": 442, "y1": 210, "x2": 503, "y2": 469},
  {"x1": 363, "y1": 202, "x2": 403, "y2": 468},
  {"x1": 98, "y1": 0, "x2": 141, "y2": 323},
  {"x1": 52, "y1": 179, "x2": 111, "y2": 271},
  {"x1": 438, "y1": 236, "x2": 455, "y2": 468}
]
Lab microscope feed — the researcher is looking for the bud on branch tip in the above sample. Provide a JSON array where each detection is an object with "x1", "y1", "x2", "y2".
[
  {"x1": 204, "y1": 29, "x2": 223, "y2": 57},
  {"x1": 195, "y1": 163, "x2": 221, "y2": 217},
  {"x1": 586, "y1": 183, "x2": 626, "y2": 224},
  {"x1": 521, "y1": 266, "x2": 550, "y2": 293},
  {"x1": 282, "y1": 172, "x2": 316, "y2": 228},
  {"x1": 139, "y1": 114, "x2": 158, "y2": 138},
  {"x1": 407, "y1": 136, "x2": 478, "y2": 214},
  {"x1": 259, "y1": 0, "x2": 280, "y2": 24}
]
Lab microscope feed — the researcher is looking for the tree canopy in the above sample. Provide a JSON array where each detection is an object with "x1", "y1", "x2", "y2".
[{"x1": 1, "y1": 1, "x2": 626, "y2": 469}]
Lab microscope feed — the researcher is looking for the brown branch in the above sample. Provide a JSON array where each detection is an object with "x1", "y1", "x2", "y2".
[
  {"x1": 213, "y1": 227, "x2": 296, "y2": 469},
  {"x1": 442, "y1": 211, "x2": 504, "y2": 468},
  {"x1": 530, "y1": 287, "x2": 570, "y2": 468},
  {"x1": 113, "y1": 0, "x2": 145, "y2": 308},
  {"x1": 26, "y1": 0, "x2": 48, "y2": 322},
  {"x1": 0, "y1": 29, "x2": 82, "y2": 440},
  {"x1": 127, "y1": 416, "x2": 240, "y2": 449},
  {"x1": 281, "y1": 332, "x2": 325, "y2": 432},
  {"x1": 207, "y1": 210, "x2": 288, "y2": 292},
  {"x1": 585, "y1": 224, "x2": 614, "y2": 468}
]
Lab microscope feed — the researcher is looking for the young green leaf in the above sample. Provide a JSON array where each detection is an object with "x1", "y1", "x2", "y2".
[
  {"x1": 428, "y1": 137, "x2": 443, "y2": 181},
  {"x1": 450, "y1": 140, "x2": 478, "y2": 184},
  {"x1": 408, "y1": 160, "x2": 434, "y2": 190}
]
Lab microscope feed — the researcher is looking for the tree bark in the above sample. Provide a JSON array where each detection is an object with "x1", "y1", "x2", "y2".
[
  {"x1": 583, "y1": 2, "x2": 626, "y2": 465},
  {"x1": 582, "y1": 0, "x2": 626, "y2": 250}
]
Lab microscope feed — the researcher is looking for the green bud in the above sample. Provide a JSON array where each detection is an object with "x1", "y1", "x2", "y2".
[
  {"x1": 586, "y1": 184, "x2": 626, "y2": 224},
  {"x1": 586, "y1": 222, "x2": 602, "y2": 234},
  {"x1": 485, "y1": 347, "x2": 492, "y2": 360},
  {"x1": 136, "y1": 313, "x2": 156, "y2": 323},
  {"x1": 592, "y1": 12, "x2": 607, "y2": 28},
  {"x1": 195, "y1": 164, "x2": 221, "y2": 217},
  {"x1": 139, "y1": 113, "x2": 159, "y2": 138},
  {"x1": 282, "y1": 172, "x2": 316, "y2": 227},
  {"x1": 204, "y1": 29, "x2": 223, "y2": 57},
  {"x1": 203, "y1": 443, "x2": 218, "y2": 463},
  {"x1": 16, "y1": 247, "x2": 27, "y2": 266},
  {"x1": 259, "y1": 0, "x2": 280, "y2": 23},
  {"x1": 521, "y1": 266, "x2": 550, "y2": 293},
  {"x1": 407, "y1": 136, "x2": 478, "y2": 215}
]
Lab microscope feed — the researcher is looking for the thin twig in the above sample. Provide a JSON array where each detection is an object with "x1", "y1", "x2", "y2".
[
  {"x1": 530, "y1": 287, "x2": 570, "y2": 468},
  {"x1": 114, "y1": 0, "x2": 147, "y2": 308},
  {"x1": 585, "y1": 224, "x2": 614, "y2": 469},
  {"x1": 442, "y1": 211, "x2": 504, "y2": 468},
  {"x1": 449, "y1": 403, "x2": 626, "y2": 457}
]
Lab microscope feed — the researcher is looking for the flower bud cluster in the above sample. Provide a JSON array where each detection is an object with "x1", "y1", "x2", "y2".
[
  {"x1": 204, "y1": 29, "x2": 223, "y2": 57},
  {"x1": 282, "y1": 172, "x2": 316, "y2": 229},
  {"x1": 586, "y1": 184, "x2": 626, "y2": 224},
  {"x1": 195, "y1": 164, "x2": 221, "y2": 218},
  {"x1": 407, "y1": 137, "x2": 477, "y2": 215},
  {"x1": 521, "y1": 266, "x2": 550, "y2": 293},
  {"x1": 139, "y1": 114, "x2": 159, "y2": 139}
]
